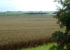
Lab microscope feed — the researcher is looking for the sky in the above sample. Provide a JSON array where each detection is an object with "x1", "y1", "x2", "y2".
[{"x1": 0, "y1": 0, "x2": 60, "y2": 12}]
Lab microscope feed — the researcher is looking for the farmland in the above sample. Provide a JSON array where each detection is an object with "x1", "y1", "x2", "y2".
[{"x1": 0, "y1": 14, "x2": 63, "y2": 49}]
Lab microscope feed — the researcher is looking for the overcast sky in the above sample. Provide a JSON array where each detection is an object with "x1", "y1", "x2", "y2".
[{"x1": 0, "y1": 0, "x2": 60, "y2": 12}]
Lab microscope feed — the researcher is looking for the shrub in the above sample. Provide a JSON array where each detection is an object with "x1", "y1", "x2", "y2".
[{"x1": 50, "y1": 0, "x2": 70, "y2": 50}]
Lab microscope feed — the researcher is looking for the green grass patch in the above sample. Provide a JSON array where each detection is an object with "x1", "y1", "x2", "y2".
[
  {"x1": 0, "y1": 13, "x2": 24, "y2": 16},
  {"x1": 21, "y1": 43, "x2": 57, "y2": 50}
]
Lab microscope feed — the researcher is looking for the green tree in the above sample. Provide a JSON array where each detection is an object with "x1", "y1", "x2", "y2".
[{"x1": 50, "y1": 0, "x2": 70, "y2": 50}]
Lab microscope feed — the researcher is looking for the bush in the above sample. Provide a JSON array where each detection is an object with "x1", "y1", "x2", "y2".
[{"x1": 50, "y1": 0, "x2": 70, "y2": 50}]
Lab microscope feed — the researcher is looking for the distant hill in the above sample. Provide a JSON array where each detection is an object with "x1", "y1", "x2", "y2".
[{"x1": 0, "y1": 11, "x2": 57, "y2": 16}]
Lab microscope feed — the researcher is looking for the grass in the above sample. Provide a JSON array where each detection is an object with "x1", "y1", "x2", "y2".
[
  {"x1": 21, "y1": 43, "x2": 57, "y2": 50},
  {"x1": 0, "y1": 12, "x2": 25, "y2": 16},
  {"x1": 21, "y1": 43, "x2": 67, "y2": 50}
]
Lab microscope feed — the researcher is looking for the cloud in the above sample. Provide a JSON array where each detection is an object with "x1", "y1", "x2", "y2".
[{"x1": 0, "y1": 0, "x2": 58, "y2": 11}]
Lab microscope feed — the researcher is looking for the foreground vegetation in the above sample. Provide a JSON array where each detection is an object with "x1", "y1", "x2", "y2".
[
  {"x1": 21, "y1": 43, "x2": 57, "y2": 50},
  {"x1": 50, "y1": 0, "x2": 70, "y2": 50}
]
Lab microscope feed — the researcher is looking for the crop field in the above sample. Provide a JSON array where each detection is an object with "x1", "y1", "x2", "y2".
[{"x1": 0, "y1": 14, "x2": 63, "y2": 49}]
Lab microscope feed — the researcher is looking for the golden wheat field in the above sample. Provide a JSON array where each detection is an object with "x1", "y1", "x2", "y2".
[{"x1": 0, "y1": 14, "x2": 62, "y2": 48}]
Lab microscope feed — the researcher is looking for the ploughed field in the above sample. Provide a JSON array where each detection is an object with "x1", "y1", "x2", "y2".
[{"x1": 0, "y1": 14, "x2": 61, "y2": 49}]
